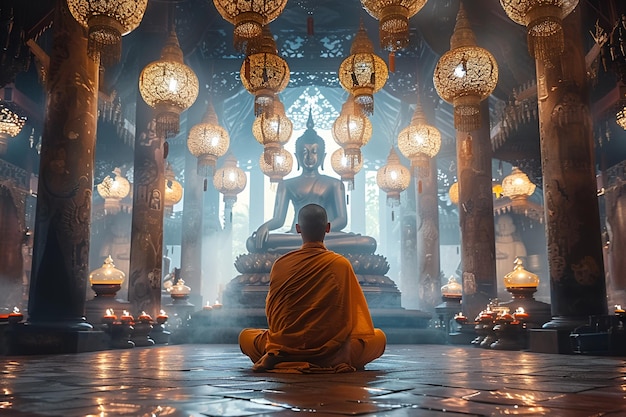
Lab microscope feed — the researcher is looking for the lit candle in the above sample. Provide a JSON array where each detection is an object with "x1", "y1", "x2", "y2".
[
  {"x1": 138, "y1": 311, "x2": 152, "y2": 322},
  {"x1": 103, "y1": 308, "x2": 117, "y2": 324},
  {"x1": 203, "y1": 302, "x2": 213, "y2": 311},
  {"x1": 213, "y1": 300, "x2": 222, "y2": 309},
  {"x1": 120, "y1": 310, "x2": 134, "y2": 324},
  {"x1": 514, "y1": 307, "x2": 529, "y2": 321},
  {"x1": 8, "y1": 307, "x2": 24, "y2": 324},
  {"x1": 156, "y1": 309, "x2": 168, "y2": 324},
  {"x1": 454, "y1": 312, "x2": 467, "y2": 324}
]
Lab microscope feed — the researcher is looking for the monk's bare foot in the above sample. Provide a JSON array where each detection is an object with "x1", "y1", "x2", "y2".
[{"x1": 252, "y1": 352, "x2": 281, "y2": 372}]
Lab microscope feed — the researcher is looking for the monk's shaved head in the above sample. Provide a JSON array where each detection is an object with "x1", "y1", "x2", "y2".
[{"x1": 296, "y1": 204, "x2": 330, "y2": 242}]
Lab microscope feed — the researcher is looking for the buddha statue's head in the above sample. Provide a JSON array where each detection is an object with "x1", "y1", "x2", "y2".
[{"x1": 295, "y1": 111, "x2": 326, "y2": 172}]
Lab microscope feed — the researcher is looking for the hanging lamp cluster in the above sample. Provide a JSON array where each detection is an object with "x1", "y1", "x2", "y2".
[
  {"x1": 240, "y1": 25, "x2": 290, "y2": 117},
  {"x1": 139, "y1": 31, "x2": 199, "y2": 139},
  {"x1": 332, "y1": 95, "x2": 372, "y2": 171},
  {"x1": 213, "y1": 0, "x2": 288, "y2": 53},
  {"x1": 338, "y1": 21, "x2": 388, "y2": 116},
  {"x1": 433, "y1": 3, "x2": 498, "y2": 133},
  {"x1": 252, "y1": 96, "x2": 292, "y2": 164},
  {"x1": 66, "y1": 0, "x2": 148, "y2": 67},
  {"x1": 500, "y1": 0, "x2": 579, "y2": 62}
]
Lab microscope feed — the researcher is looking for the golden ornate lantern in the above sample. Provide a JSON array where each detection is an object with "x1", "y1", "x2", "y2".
[
  {"x1": 500, "y1": 0, "x2": 579, "y2": 62},
  {"x1": 504, "y1": 257, "x2": 539, "y2": 290},
  {"x1": 338, "y1": 22, "x2": 388, "y2": 116},
  {"x1": 252, "y1": 97, "x2": 292, "y2": 165},
  {"x1": 376, "y1": 148, "x2": 411, "y2": 209},
  {"x1": 240, "y1": 26, "x2": 290, "y2": 116},
  {"x1": 501, "y1": 166, "x2": 536, "y2": 203},
  {"x1": 213, "y1": 153, "x2": 247, "y2": 209},
  {"x1": 449, "y1": 181, "x2": 459, "y2": 205},
  {"x1": 360, "y1": 0, "x2": 427, "y2": 54},
  {"x1": 617, "y1": 104, "x2": 626, "y2": 130},
  {"x1": 164, "y1": 163, "x2": 183, "y2": 210},
  {"x1": 397, "y1": 100, "x2": 441, "y2": 177},
  {"x1": 187, "y1": 102, "x2": 230, "y2": 178},
  {"x1": 66, "y1": 0, "x2": 148, "y2": 67},
  {"x1": 332, "y1": 96, "x2": 372, "y2": 169},
  {"x1": 259, "y1": 147, "x2": 293, "y2": 184},
  {"x1": 213, "y1": 0, "x2": 288, "y2": 53},
  {"x1": 0, "y1": 100, "x2": 26, "y2": 154},
  {"x1": 331, "y1": 147, "x2": 363, "y2": 191},
  {"x1": 433, "y1": 3, "x2": 498, "y2": 133},
  {"x1": 97, "y1": 167, "x2": 131, "y2": 214},
  {"x1": 441, "y1": 275, "x2": 462, "y2": 299},
  {"x1": 139, "y1": 31, "x2": 199, "y2": 138},
  {"x1": 89, "y1": 255, "x2": 126, "y2": 298}
]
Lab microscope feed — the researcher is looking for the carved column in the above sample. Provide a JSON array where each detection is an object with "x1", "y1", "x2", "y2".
[
  {"x1": 604, "y1": 161, "x2": 626, "y2": 307},
  {"x1": 180, "y1": 149, "x2": 203, "y2": 307},
  {"x1": 26, "y1": 3, "x2": 98, "y2": 330},
  {"x1": 535, "y1": 8, "x2": 607, "y2": 329},
  {"x1": 415, "y1": 157, "x2": 441, "y2": 312},
  {"x1": 127, "y1": 24, "x2": 167, "y2": 318},
  {"x1": 350, "y1": 169, "x2": 366, "y2": 235},
  {"x1": 458, "y1": 100, "x2": 497, "y2": 321},
  {"x1": 248, "y1": 166, "x2": 264, "y2": 234}
]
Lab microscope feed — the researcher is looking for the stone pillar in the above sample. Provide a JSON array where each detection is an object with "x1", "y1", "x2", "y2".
[
  {"x1": 249, "y1": 166, "x2": 264, "y2": 233},
  {"x1": 350, "y1": 169, "x2": 366, "y2": 235},
  {"x1": 604, "y1": 161, "x2": 626, "y2": 307},
  {"x1": 535, "y1": 8, "x2": 607, "y2": 330},
  {"x1": 415, "y1": 157, "x2": 441, "y2": 312},
  {"x1": 127, "y1": 27, "x2": 167, "y2": 318},
  {"x1": 180, "y1": 149, "x2": 204, "y2": 307},
  {"x1": 14, "y1": 2, "x2": 103, "y2": 353},
  {"x1": 457, "y1": 100, "x2": 497, "y2": 321}
]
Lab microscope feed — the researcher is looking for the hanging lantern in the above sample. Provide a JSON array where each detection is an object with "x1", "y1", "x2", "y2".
[
  {"x1": 397, "y1": 99, "x2": 441, "y2": 177},
  {"x1": 338, "y1": 22, "x2": 388, "y2": 116},
  {"x1": 449, "y1": 181, "x2": 459, "y2": 205},
  {"x1": 376, "y1": 148, "x2": 411, "y2": 208},
  {"x1": 139, "y1": 31, "x2": 199, "y2": 139},
  {"x1": 0, "y1": 100, "x2": 26, "y2": 154},
  {"x1": 332, "y1": 96, "x2": 372, "y2": 169},
  {"x1": 617, "y1": 103, "x2": 626, "y2": 130},
  {"x1": 259, "y1": 147, "x2": 293, "y2": 183},
  {"x1": 66, "y1": 0, "x2": 148, "y2": 67},
  {"x1": 501, "y1": 166, "x2": 536, "y2": 203},
  {"x1": 433, "y1": 3, "x2": 498, "y2": 132},
  {"x1": 360, "y1": 0, "x2": 427, "y2": 53},
  {"x1": 331, "y1": 147, "x2": 363, "y2": 191},
  {"x1": 213, "y1": 0, "x2": 288, "y2": 53},
  {"x1": 240, "y1": 26, "x2": 290, "y2": 117},
  {"x1": 97, "y1": 167, "x2": 131, "y2": 214},
  {"x1": 252, "y1": 97, "x2": 292, "y2": 165},
  {"x1": 164, "y1": 163, "x2": 183, "y2": 211},
  {"x1": 500, "y1": 0, "x2": 579, "y2": 62},
  {"x1": 213, "y1": 153, "x2": 247, "y2": 209},
  {"x1": 187, "y1": 102, "x2": 230, "y2": 178}
]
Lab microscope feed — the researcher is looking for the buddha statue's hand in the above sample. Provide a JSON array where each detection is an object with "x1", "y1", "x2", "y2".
[{"x1": 246, "y1": 224, "x2": 270, "y2": 253}]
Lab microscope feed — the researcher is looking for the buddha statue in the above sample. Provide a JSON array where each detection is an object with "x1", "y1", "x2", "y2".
[{"x1": 246, "y1": 114, "x2": 376, "y2": 255}]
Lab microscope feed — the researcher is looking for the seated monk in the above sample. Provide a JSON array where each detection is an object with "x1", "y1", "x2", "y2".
[
  {"x1": 239, "y1": 204, "x2": 386, "y2": 372},
  {"x1": 246, "y1": 114, "x2": 376, "y2": 255}
]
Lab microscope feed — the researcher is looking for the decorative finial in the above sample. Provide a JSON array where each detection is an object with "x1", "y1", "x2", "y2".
[
  {"x1": 450, "y1": 1, "x2": 476, "y2": 50},
  {"x1": 306, "y1": 107, "x2": 314, "y2": 129}
]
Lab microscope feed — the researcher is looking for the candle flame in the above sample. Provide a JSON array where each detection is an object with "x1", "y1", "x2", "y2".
[
  {"x1": 141, "y1": 311, "x2": 147, "y2": 316},
  {"x1": 12, "y1": 307, "x2": 20, "y2": 314},
  {"x1": 159, "y1": 309, "x2": 167, "y2": 316},
  {"x1": 515, "y1": 307, "x2": 525, "y2": 314},
  {"x1": 123, "y1": 310, "x2": 130, "y2": 316},
  {"x1": 106, "y1": 308, "x2": 114, "y2": 316}
]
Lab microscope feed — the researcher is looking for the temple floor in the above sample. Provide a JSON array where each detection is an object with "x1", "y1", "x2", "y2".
[{"x1": 0, "y1": 344, "x2": 624, "y2": 416}]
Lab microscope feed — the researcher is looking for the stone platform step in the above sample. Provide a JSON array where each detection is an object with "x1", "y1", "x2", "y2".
[{"x1": 175, "y1": 307, "x2": 439, "y2": 344}]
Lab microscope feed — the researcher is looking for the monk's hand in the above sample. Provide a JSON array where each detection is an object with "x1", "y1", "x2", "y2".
[{"x1": 254, "y1": 225, "x2": 269, "y2": 250}]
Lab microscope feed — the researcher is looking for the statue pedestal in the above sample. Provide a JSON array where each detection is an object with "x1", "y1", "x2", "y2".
[{"x1": 186, "y1": 251, "x2": 439, "y2": 344}]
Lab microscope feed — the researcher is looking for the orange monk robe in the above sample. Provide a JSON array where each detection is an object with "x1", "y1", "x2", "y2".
[{"x1": 239, "y1": 242, "x2": 386, "y2": 372}]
